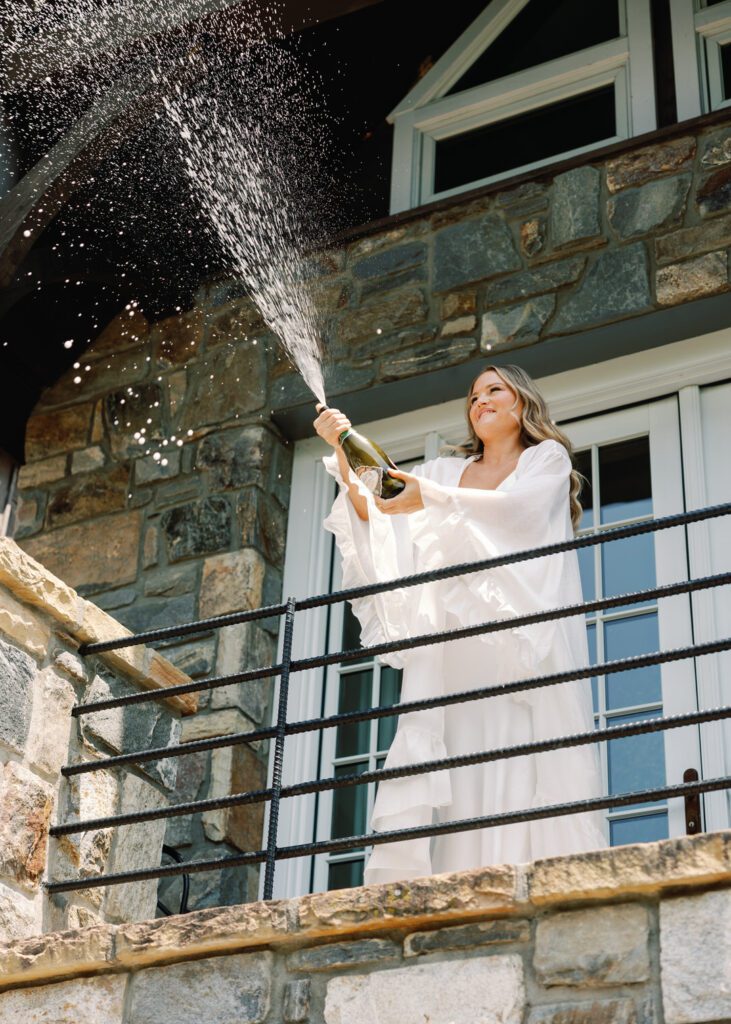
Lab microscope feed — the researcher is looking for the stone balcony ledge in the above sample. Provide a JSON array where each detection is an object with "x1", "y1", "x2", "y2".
[
  {"x1": 0, "y1": 536, "x2": 197, "y2": 715},
  {"x1": 1, "y1": 828, "x2": 728, "y2": 993}
]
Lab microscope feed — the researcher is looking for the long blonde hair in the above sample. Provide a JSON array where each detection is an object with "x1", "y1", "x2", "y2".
[{"x1": 455, "y1": 364, "x2": 585, "y2": 531}]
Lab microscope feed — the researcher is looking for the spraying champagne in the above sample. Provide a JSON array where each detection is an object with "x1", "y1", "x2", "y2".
[{"x1": 316, "y1": 404, "x2": 406, "y2": 499}]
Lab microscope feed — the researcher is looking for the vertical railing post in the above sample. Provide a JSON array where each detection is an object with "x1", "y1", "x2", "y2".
[{"x1": 263, "y1": 596, "x2": 297, "y2": 900}]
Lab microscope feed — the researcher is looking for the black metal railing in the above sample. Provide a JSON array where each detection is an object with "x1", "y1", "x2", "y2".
[{"x1": 46, "y1": 501, "x2": 731, "y2": 903}]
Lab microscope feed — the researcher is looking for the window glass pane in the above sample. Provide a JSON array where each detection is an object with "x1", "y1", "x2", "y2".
[
  {"x1": 575, "y1": 448, "x2": 593, "y2": 526},
  {"x1": 377, "y1": 666, "x2": 403, "y2": 751},
  {"x1": 578, "y1": 545, "x2": 595, "y2": 605},
  {"x1": 601, "y1": 533, "x2": 656, "y2": 611},
  {"x1": 605, "y1": 613, "x2": 662, "y2": 710},
  {"x1": 447, "y1": 0, "x2": 620, "y2": 95},
  {"x1": 721, "y1": 42, "x2": 731, "y2": 100},
  {"x1": 599, "y1": 437, "x2": 653, "y2": 524},
  {"x1": 433, "y1": 85, "x2": 616, "y2": 194},
  {"x1": 587, "y1": 622, "x2": 599, "y2": 714},
  {"x1": 341, "y1": 601, "x2": 368, "y2": 662},
  {"x1": 335, "y1": 669, "x2": 374, "y2": 758},
  {"x1": 330, "y1": 763, "x2": 369, "y2": 839},
  {"x1": 610, "y1": 811, "x2": 668, "y2": 846},
  {"x1": 607, "y1": 709, "x2": 666, "y2": 811},
  {"x1": 328, "y1": 858, "x2": 364, "y2": 890}
]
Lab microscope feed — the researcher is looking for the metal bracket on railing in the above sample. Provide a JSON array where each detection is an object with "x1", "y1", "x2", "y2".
[{"x1": 263, "y1": 596, "x2": 297, "y2": 901}]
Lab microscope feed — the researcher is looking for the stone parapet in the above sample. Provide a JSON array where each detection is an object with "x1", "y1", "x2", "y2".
[
  {"x1": 0, "y1": 830, "x2": 728, "y2": 1022},
  {"x1": 0, "y1": 538, "x2": 194, "y2": 941}
]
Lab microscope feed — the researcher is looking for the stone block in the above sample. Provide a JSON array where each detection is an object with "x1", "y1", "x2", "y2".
[
  {"x1": 212, "y1": 622, "x2": 274, "y2": 722},
  {"x1": 433, "y1": 214, "x2": 520, "y2": 291},
  {"x1": 197, "y1": 425, "x2": 289, "y2": 498},
  {"x1": 381, "y1": 335, "x2": 476, "y2": 380},
  {"x1": 144, "y1": 564, "x2": 198, "y2": 598},
  {"x1": 701, "y1": 125, "x2": 731, "y2": 167},
  {"x1": 483, "y1": 256, "x2": 585, "y2": 306},
  {"x1": 404, "y1": 917, "x2": 530, "y2": 957},
  {"x1": 288, "y1": 937, "x2": 400, "y2": 972},
  {"x1": 441, "y1": 291, "x2": 476, "y2": 318},
  {"x1": 0, "y1": 974, "x2": 127, "y2": 1023},
  {"x1": 103, "y1": 382, "x2": 164, "y2": 458},
  {"x1": 202, "y1": 743, "x2": 266, "y2": 852},
  {"x1": 0, "y1": 761, "x2": 53, "y2": 890},
  {"x1": 656, "y1": 251, "x2": 728, "y2": 306},
  {"x1": 550, "y1": 243, "x2": 651, "y2": 334},
  {"x1": 697, "y1": 165, "x2": 731, "y2": 217},
  {"x1": 54, "y1": 650, "x2": 88, "y2": 683},
  {"x1": 606, "y1": 137, "x2": 696, "y2": 192},
  {"x1": 0, "y1": 538, "x2": 82, "y2": 630},
  {"x1": 25, "y1": 404, "x2": 93, "y2": 461},
  {"x1": 655, "y1": 215, "x2": 731, "y2": 264},
  {"x1": 46, "y1": 463, "x2": 130, "y2": 529},
  {"x1": 0, "y1": 638, "x2": 36, "y2": 753},
  {"x1": 143, "y1": 523, "x2": 158, "y2": 567},
  {"x1": 482, "y1": 295, "x2": 555, "y2": 351},
  {"x1": 496, "y1": 181, "x2": 549, "y2": 216},
  {"x1": 0, "y1": 880, "x2": 41, "y2": 942},
  {"x1": 521, "y1": 217, "x2": 546, "y2": 257},
  {"x1": 54, "y1": 768, "x2": 117, "y2": 903},
  {"x1": 17, "y1": 454, "x2": 67, "y2": 488},
  {"x1": 164, "y1": 635, "x2": 216, "y2": 678},
  {"x1": 351, "y1": 241, "x2": 426, "y2": 281},
  {"x1": 114, "y1": 593, "x2": 196, "y2": 637},
  {"x1": 608, "y1": 175, "x2": 691, "y2": 239},
  {"x1": 324, "y1": 954, "x2": 524, "y2": 1024},
  {"x1": 70, "y1": 446, "x2": 105, "y2": 474},
  {"x1": 20, "y1": 510, "x2": 142, "y2": 591},
  {"x1": 527, "y1": 998, "x2": 645, "y2": 1024},
  {"x1": 89, "y1": 307, "x2": 149, "y2": 355},
  {"x1": 26, "y1": 666, "x2": 76, "y2": 775},
  {"x1": 13, "y1": 493, "x2": 44, "y2": 540},
  {"x1": 161, "y1": 496, "x2": 232, "y2": 562},
  {"x1": 550, "y1": 166, "x2": 602, "y2": 248},
  {"x1": 283, "y1": 978, "x2": 311, "y2": 1022},
  {"x1": 440, "y1": 314, "x2": 476, "y2": 337},
  {"x1": 152, "y1": 307, "x2": 206, "y2": 366},
  {"x1": 179, "y1": 342, "x2": 267, "y2": 429},
  {"x1": 94, "y1": 586, "x2": 138, "y2": 612},
  {"x1": 134, "y1": 449, "x2": 181, "y2": 484},
  {"x1": 199, "y1": 548, "x2": 265, "y2": 618},
  {"x1": 237, "y1": 488, "x2": 287, "y2": 566},
  {"x1": 534, "y1": 904, "x2": 650, "y2": 987},
  {"x1": 0, "y1": 589, "x2": 50, "y2": 658},
  {"x1": 128, "y1": 951, "x2": 272, "y2": 1024},
  {"x1": 660, "y1": 889, "x2": 731, "y2": 1023},
  {"x1": 336, "y1": 287, "x2": 428, "y2": 346}
]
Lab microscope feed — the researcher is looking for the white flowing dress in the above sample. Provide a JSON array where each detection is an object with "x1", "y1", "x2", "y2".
[{"x1": 323, "y1": 439, "x2": 607, "y2": 885}]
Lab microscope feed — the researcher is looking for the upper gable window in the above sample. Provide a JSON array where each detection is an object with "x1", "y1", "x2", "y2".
[{"x1": 387, "y1": 0, "x2": 656, "y2": 213}]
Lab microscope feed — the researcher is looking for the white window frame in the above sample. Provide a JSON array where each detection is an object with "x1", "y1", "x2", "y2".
[
  {"x1": 388, "y1": 0, "x2": 656, "y2": 213},
  {"x1": 270, "y1": 328, "x2": 731, "y2": 899},
  {"x1": 670, "y1": 0, "x2": 731, "y2": 118}
]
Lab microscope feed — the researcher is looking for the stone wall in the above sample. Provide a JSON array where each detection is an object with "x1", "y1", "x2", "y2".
[
  {"x1": 0, "y1": 830, "x2": 729, "y2": 1023},
  {"x1": 0, "y1": 536, "x2": 194, "y2": 941},
  {"x1": 13, "y1": 113, "x2": 731, "y2": 908}
]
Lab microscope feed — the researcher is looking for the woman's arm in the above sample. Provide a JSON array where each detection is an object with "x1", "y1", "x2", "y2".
[{"x1": 313, "y1": 407, "x2": 369, "y2": 522}]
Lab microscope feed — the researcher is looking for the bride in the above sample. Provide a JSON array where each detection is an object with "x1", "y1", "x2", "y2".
[{"x1": 314, "y1": 364, "x2": 606, "y2": 885}]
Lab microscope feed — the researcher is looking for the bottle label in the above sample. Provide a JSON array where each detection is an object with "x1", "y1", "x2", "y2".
[{"x1": 338, "y1": 428, "x2": 353, "y2": 444}]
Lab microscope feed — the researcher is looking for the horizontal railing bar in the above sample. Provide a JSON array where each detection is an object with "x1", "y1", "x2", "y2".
[
  {"x1": 71, "y1": 571, "x2": 731, "y2": 716},
  {"x1": 51, "y1": 703, "x2": 731, "y2": 835},
  {"x1": 61, "y1": 636, "x2": 731, "y2": 777},
  {"x1": 44, "y1": 775, "x2": 731, "y2": 893},
  {"x1": 78, "y1": 502, "x2": 731, "y2": 656}
]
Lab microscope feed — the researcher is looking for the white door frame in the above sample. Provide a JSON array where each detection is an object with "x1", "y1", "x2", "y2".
[{"x1": 270, "y1": 328, "x2": 731, "y2": 899}]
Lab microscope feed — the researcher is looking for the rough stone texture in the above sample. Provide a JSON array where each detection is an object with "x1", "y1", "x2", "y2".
[
  {"x1": 697, "y1": 165, "x2": 731, "y2": 217},
  {"x1": 655, "y1": 214, "x2": 731, "y2": 264},
  {"x1": 534, "y1": 904, "x2": 650, "y2": 987},
  {"x1": 660, "y1": 889, "x2": 731, "y2": 1023},
  {"x1": 324, "y1": 955, "x2": 525, "y2": 1024},
  {"x1": 128, "y1": 951, "x2": 273, "y2": 1024},
  {"x1": 283, "y1": 978, "x2": 311, "y2": 1022},
  {"x1": 550, "y1": 244, "x2": 651, "y2": 333},
  {"x1": 527, "y1": 999, "x2": 643, "y2": 1024},
  {"x1": 608, "y1": 175, "x2": 691, "y2": 239},
  {"x1": 199, "y1": 548, "x2": 265, "y2": 617},
  {"x1": 483, "y1": 256, "x2": 585, "y2": 306},
  {"x1": 433, "y1": 214, "x2": 521, "y2": 291},
  {"x1": 336, "y1": 287, "x2": 428, "y2": 346},
  {"x1": 71, "y1": 446, "x2": 106, "y2": 474},
  {"x1": 0, "y1": 761, "x2": 53, "y2": 890},
  {"x1": 656, "y1": 251, "x2": 729, "y2": 307},
  {"x1": 0, "y1": 974, "x2": 127, "y2": 1023},
  {"x1": 701, "y1": 125, "x2": 731, "y2": 167},
  {"x1": 17, "y1": 454, "x2": 67, "y2": 488},
  {"x1": 497, "y1": 181, "x2": 549, "y2": 216},
  {"x1": 0, "y1": 882, "x2": 40, "y2": 943},
  {"x1": 179, "y1": 343, "x2": 267, "y2": 429},
  {"x1": 0, "y1": 639, "x2": 36, "y2": 752},
  {"x1": 441, "y1": 291, "x2": 476, "y2": 318},
  {"x1": 606, "y1": 137, "x2": 696, "y2": 192},
  {"x1": 161, "y1": 496, "x2": 232, "y2": 562},
  {"x1": 380, "y1": 335, "x2": 476, "y2": 379},
  {"x1": 0, "y1": 589, "x2": 51, "y2": 658},
  {"x1": 482, "y1": 295, "x2": 555, "y2": 351},
  {"x1": 21, "y1": 509, "x2": 142, "y2": 590},
  {"x1": 287, "y1": 937, "x2": 400, "y2": 972},
  {"x1": 521, "y1": 216, "x2": 546, "y2": 257},
  {"x1": 404, "y1": 917, "x2": 530, "y2": 957},
  {"x1": 440, "y1": 313, "x2": 476, "y2": 336},
  {"x1": 25, "y1": 404, "x2": 93, "y2": 461},
  {"x1": 202, "y1": 743, "x2": 266, "y2": 851},
  {"x1": 26, "y1": 666, "x2": 76, "y2": 775},
  {"x1": 351, "y1": 241, "x2": 426, "y2": 284},
  {"x1": 550, "y1": 166, "x2": 602, "y2": 248},
  {"x1": 46, "y1": 463, "x2": 130, "y2": 529}
]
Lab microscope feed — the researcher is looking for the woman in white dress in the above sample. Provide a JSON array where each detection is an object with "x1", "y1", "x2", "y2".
[{"x1": 314, "y1": 364, "x2": 606, "y2": 885}]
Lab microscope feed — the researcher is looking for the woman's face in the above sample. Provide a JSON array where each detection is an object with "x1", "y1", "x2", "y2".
[{"x1": 468, "y1": 370, "x2": 524, "y2": 445}]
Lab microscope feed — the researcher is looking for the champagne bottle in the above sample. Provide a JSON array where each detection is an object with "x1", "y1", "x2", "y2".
[{"x1": 318, "y1": 405, "x2": 405, "y2": 499}]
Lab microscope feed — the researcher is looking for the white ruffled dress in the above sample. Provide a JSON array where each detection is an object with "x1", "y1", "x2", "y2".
[{"x1": 323, "y1": 439, "x2": 607, "y2": 884}]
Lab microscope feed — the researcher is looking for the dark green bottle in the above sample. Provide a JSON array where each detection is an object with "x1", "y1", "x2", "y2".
[{"x1": 338, "y1": 426, "x2": 406, "y2": 500}]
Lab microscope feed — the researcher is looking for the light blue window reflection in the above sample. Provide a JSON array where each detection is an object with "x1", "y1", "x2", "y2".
[
  {"x1": 587, "y1": 622, "x2": 599, "y2": 714},
  {"x1": 605, "y1": 613, "x2": 661, "y2": 710},
  {"x1": 610, "y1": 812, "x2": 668, "y2": 846},
  {"x1": 331, "y1": 764, "x2": 369, "y2": 839},
  {"x1": 336, "y1": 669, "x2": 374, "y2": 758},
  {"x1": 599, "y1": 437, "x2": 653, "y2": 524},
  {"x1": 578, "y1": 544, "x2": 595, "y2": 605},
  {"x1": 601, "y1": 533, "x2": 656, "y2": 611},
  {"x1": 607, "y1": 709, "x2": 666, "y2": 810}
]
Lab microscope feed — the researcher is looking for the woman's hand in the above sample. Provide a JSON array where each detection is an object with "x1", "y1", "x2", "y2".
[
  {"x1": 313, "y1": 405, "x2": 351, "y2": 448},
  {"x1": 374, "y1": 470, "x2": 424, "y2": 515}
]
